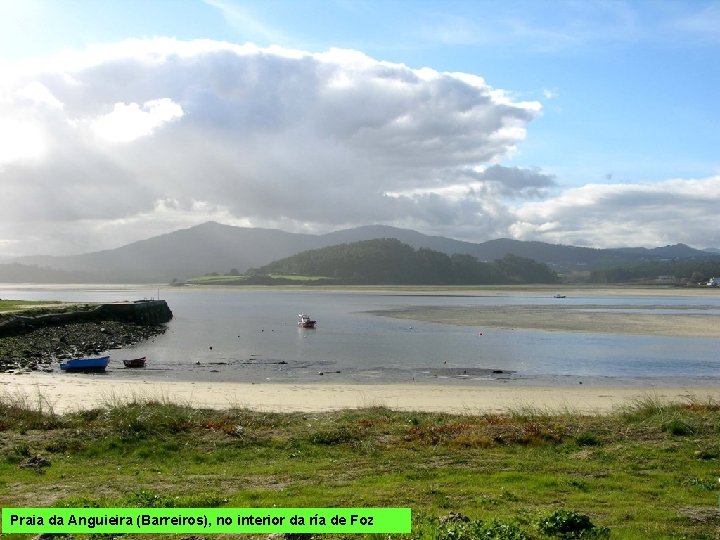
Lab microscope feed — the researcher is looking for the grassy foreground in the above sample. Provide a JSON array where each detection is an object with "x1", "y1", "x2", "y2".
[{"x1": 1, "y1": 393, "x2": 719, "y2": 539}]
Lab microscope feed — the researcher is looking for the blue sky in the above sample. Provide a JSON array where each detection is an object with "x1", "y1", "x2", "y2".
[{"x1": 1, "y1": 0, "x2": 719, "y2": 255}]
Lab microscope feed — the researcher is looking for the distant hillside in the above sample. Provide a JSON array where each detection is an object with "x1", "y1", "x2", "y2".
[
  {"x1": 590, "y1": 257, "x2": 720, "y2": 284},
  {"x1": 14, "y1": 222, "x2": 323, "y2": 283},
  {"x1": 321, "y1": 225, "x2": 479, "y2": 255},
  {"x1": 8, "y1": 221, "x2": 716, "y2": 283},
  {"x1": 321, "y1": 227, "x2": 716, "y2": 270},
  {"x1": 0, "y1": 263, "x2": 100, "y2": 283},
  {"x1": 253, "y1": 238, "x2": 558, "y2": 285}
]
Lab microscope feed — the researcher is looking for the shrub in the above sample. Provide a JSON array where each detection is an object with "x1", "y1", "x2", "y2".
[
  {"x1": 308, "y1": 426, "x2": 358, "y2": 445},
  {"x1": 537, "y1": 509, "x2": 609, "y2": 539},
  {"x1": 661, "y1": 417, "x2": 694, "y2": 436},
  {"x1": 575, "y1": 431, "x2": 601, "y2": 446},
  {"x1": 437, "y1": 517, "x2": 529, "y2": 540}
]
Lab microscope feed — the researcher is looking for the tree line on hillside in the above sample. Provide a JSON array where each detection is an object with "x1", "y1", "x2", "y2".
[
  {"x1": 249, "y1": 238, "x2": 558, "y2": 285},
  {"x1": 590, "y1": 258, "x2": 720, "y2": 284}
]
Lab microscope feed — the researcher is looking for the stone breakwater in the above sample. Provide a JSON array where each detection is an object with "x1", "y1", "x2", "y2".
[
  {"x1": 0, "y1": 300, "x2": 172, "y2": 337},
  {"x1": 0, "y1": 300, "x2": 173, "y2": 371}
]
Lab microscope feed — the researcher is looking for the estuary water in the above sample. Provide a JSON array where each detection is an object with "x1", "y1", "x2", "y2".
[{"x1": 2, "y1": 285, "x2": 719, "y2": 387}]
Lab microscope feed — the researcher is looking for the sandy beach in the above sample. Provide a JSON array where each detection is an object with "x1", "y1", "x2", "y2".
[{"x1": 2, "y1": 371, "x2": 718, "y2": 414}]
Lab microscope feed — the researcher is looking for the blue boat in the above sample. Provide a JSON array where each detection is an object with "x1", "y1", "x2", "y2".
[{"x1": 59, "y1": 355, "x2": 110, "y2": 372}]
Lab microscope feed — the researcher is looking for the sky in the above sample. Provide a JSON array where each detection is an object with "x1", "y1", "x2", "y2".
[{"x1": 1, "y1": 0, "x2": 719, "y2": 258}]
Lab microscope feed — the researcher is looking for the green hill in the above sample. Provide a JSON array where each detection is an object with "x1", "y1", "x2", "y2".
[
  {"x1": 590, "y1": 257, "x2": 720, "y2": 284},
  {"x1": 253, "y1": 238, "x2": 558, "y2": 285},
  {"x1": 11, "y1": 221, "x2": 715, "y2": 283}
]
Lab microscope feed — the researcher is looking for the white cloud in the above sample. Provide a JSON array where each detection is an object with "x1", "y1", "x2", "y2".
[
  {"x1": 0, "y1": 119, "x2": 45, "y2": 164},
  {"x1": 0, "y1": 80, "x2": 59, "y2": 164},
  {"x1": 90, "y1": 98, "x2": 184, "y2": 143},
  {"x1": 1, "y1": 37, "x2": 715, "y2": 257},
  {"x1": 511, "y1": 176, "x2": 720, "y2": 248},
  {"x1": 0, "y1": 38, "x2": 543, "y2": 256}
]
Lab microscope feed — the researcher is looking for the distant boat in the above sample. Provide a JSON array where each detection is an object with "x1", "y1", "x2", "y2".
[
  {"x1": 122, "y1": 357, "x2": 146, "y2": 368},
  {"x1": 553, "y1": 294, "x2": 566, "y2": 298},
  {"x1": 298, "y1": 314, "x2": 317, "y2": 329},
  {"x1": 59, "y1": 355, "x2": 110, "y2": 372}
]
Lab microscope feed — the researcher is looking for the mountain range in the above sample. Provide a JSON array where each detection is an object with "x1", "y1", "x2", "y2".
[{"x1": 4, "y1": 221, "x2": 718, "y2": 283}]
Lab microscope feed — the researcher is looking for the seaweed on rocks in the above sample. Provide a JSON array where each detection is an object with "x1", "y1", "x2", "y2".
[{"x1": 0, "y1": 321, "x2": 167, "y2": 371}]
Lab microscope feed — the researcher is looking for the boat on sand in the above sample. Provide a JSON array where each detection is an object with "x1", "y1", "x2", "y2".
[
  {"x1": 59, "y1": 355, "x2": 110, "y2": 372},
  {"x1": 122, "y1": 357, "x2": 146, "y2": 368}
]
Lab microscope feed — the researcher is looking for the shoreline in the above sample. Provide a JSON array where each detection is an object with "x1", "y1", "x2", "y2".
[
  {"x1": 1, "y1": 285, "x2": 718, "y2": 412},
  {"x1": 2, "y1": 371, "x2": 718, "y2": 414}
]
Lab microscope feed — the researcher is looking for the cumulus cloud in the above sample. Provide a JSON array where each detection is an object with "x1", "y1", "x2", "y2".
[
  {"x1": 89, "y1": 98, "x2": 184, "y2": 143},
  {"x1": 0, "y1": 38, "x2": 542, "y2": 256},
  {"x1": 0, "y1": 119, "x2": 45, "y2": 164},
  {"x1": 1, "y1": 38, "x2": 716, "y2": 257},
  {"x1": 510, "y1": 176, "x2": 720, "y2": 248},
  {"x1": 469, "y1": 164, "x2": 556, "y2": 197}
]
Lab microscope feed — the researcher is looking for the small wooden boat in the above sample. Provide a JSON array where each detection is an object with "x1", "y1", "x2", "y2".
[
  {"x1": 298, "y1": 314, "x2": 317, "y2": 329},
  {"x1": 122, "y1": 357, "x2": 146, "y2": 368},
  {"x1": 59, "y1": 355, "x2": 110, "y2": 372}
]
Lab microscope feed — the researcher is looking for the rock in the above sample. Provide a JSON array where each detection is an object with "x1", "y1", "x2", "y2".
[
  {"x1": 19, "y1": 455, "x2": 51, "y2": 473},
  {"x1": 0, "y1": 319, "x2": 168, "y2": 370},
  {"x1": 439, "y1": 512, "x2": 470, "y2": 524}
]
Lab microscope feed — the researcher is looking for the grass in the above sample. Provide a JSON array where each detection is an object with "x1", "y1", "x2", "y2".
[
  {"x1": 267, "y1": 274, "x2": 332, "y2": 281},
  {"x1": 185, "y1": 273, "x2": 332, "y2": 285},
  {"x1": 180, "y1": 274, "x2": 249, "y2": 284},
  {"x1": 0, "y1": 300, "x2": 66, "y2": 313},
  {"x1": 1, "y1": 393, "x2": 719, "y2": 539}
]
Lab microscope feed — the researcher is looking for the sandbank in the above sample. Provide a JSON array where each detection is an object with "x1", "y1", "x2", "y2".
[
  {"x1": 1, "y1": 372, "x2": 718, "y2": 415},
  {"x1": 371, "y1": 304, "x2": 720, "y2": 337}
]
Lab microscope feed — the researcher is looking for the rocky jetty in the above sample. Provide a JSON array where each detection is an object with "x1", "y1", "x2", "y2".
[
  {"x1": 0, "y1": 300, "x2": 172, "y2": 337},
  {"x1": 0, "y1": 300, "x2": 173, "y2": 371}
]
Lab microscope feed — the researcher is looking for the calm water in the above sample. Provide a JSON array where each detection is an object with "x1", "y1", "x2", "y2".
[{"x1": 2, "y1": 285, "x2": 719, "y2": 386}]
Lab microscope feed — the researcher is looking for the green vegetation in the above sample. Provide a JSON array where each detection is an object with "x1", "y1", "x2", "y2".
[
  {"x1": 590, "y1": 258, "x2": 720, "y2": 284},
  {"x1": 239, "y1": 239, "x2": 558, "y2": 285},
  {"x1": 182, "y1": 237, "x2": 720, "y2": 287},
  {"x1": 186, "y1": 273, "x2": 333, "y2": 285},
  {"x1": 0, "y1": 300, "x2": 71, "y2": 322},
  {"x1": 2, "y1": 393, "x2": 719, "y2": 539},
  {"x1": 0, "y1": 299, "x2": 66, "y2": 314}
]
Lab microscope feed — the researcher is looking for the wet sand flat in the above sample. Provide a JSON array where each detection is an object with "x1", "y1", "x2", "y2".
[{"x1": 369, "y1": 304, "x2": 720, "y2": 337}]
